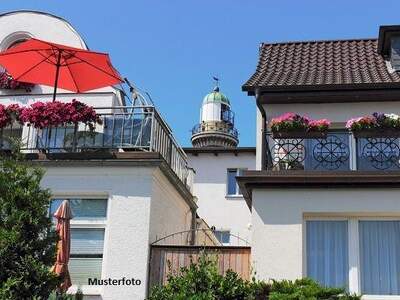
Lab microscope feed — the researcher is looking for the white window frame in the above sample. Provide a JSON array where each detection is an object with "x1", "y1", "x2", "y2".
[
  {"x1": 304, "y1": 216, "x2": 400, "y2": 299},
  {"x1": 226, "y1": 168, "x2": 246, "y2": 197},
  {"x1": 214, "y1": 229, "x2": 231, "y2": 245},
  {"x1": 50, "y1": 196, "x2": 108, "y2": 296}
]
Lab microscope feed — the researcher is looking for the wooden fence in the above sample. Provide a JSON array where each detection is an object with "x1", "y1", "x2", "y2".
[{"x1": 148, "y1": 245, "x2": 251, "y2": 289}]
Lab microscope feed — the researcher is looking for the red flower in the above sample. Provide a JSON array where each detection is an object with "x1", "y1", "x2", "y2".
[
  {"x1": 0, "y1": 71, "x2": 34, "y2": 92},
  {"x1": 21, "y1": 100, "x2": 100, "y2": 129}
]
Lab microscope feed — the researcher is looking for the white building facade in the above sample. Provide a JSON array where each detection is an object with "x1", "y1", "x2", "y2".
[
  {"x1": 185, "y1": 147, "x2": 255, "y2": 245},
  {"x1": 239, "y1": 28, "x2": 400, "y2": 299},
  {"x1": 0, "y1": 11, "x2": 196, "y2": 300}
]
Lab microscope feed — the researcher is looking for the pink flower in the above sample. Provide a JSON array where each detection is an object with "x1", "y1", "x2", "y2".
[
  {"x1": 271, "y1": 113, "x2": 330, "y2": 133},
  {"x1": 0, "y1": 70, "x2": 34, "y2": 91},
  {"x1": 21, "y1": 100, "x2": 100, "y2": 129}
]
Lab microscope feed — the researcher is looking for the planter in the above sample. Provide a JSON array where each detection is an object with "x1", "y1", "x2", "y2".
[
  {"x1": 272, "y1": 130, "x2": 328, "y2": 139},
  {"x1": 352, "y1": 129, "x2": 400, "y2": 138}
]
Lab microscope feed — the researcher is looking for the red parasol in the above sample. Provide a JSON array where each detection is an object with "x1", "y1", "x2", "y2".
[
  {"x1": 51, "y1": 200, "x2": 73, "y2": 292},
  {"x1": 0, "y1": 38, "x2": 123, "y2": 101}
]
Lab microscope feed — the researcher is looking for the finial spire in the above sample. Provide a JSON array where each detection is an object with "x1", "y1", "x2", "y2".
[{"x1": 212, "y1": 76, "x2": 219, "y2": 92}]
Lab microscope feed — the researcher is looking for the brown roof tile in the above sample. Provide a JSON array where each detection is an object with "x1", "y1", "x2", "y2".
[{"x1": 243, "y1": 39, "x2": 400, "y2": 93}]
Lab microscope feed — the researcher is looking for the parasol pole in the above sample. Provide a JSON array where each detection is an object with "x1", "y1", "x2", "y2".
[
  {"x1": 52, "y1": 50, "x2": 62, "y2": 102},
  {"x1": 47, "y1": 50, "x2": 62, "y2": 149}
]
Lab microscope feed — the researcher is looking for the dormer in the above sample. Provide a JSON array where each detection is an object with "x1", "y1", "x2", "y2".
[{"x1": 378, "y1": 25, "x2": 400, "y2": 71}]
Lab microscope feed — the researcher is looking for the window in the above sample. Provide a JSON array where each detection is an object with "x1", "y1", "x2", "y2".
[
  {"x1": 7, "y1": 38, "x2": 28, "y2": 49},
  {"x1": 214, "y1": 230, "x2": 230, "y2": 244},
  {"x1": 227, "y1": 168, "x2": 245, "y2": 196},
  {"x1": 359, "y1": 221, "x2": 400, "y2": 295},
  {"x1": 50, "y1": 198, "x2": 107, "y2": 286},
  {"x1": 306, "y1": 218, "x2": 400, "y2": 296},
  {"x1": 306, "y1": 221, "x2": 349, "y2": 289}
]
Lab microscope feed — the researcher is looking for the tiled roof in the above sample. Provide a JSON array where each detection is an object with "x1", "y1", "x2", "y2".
[{"x1": 243, "y1": 39, "x2": 400, "y2": 92}]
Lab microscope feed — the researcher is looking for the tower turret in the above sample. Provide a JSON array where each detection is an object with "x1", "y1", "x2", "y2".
[{"x1": 191, "y1": 84, "x2": 238, "y2": 147}]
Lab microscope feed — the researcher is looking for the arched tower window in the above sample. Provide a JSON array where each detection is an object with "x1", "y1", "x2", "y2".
[
  {"x1": 7, "y1": 38, "x2": 29, "y2": 49},
  {"x1": 0, "y1": 31, "x2": 32, "y2": 51}
]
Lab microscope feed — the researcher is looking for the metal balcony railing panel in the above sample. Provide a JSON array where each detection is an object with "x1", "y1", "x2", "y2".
[
  {"x1": 191, "y1": 123, "x2": 239, "y2": 138},
  {"x1": 267, "y1": 132, "x2": 351, "y2": 171},
  {"x1": 0, "y1": 106, "x2": 190, "y2": 188},
  {"x1": 356, "y1": 137, "x2": 400, "y2": 171}
]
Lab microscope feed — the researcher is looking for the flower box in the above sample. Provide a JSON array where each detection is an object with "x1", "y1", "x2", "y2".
[
  {"x1": 346, "y1": 113, "x2": 400, "y2": 138},
  {"x1": 352, "y1": 129, "x2": 400, "y2": 138},
  {"x1": 270, "y1": 113, "x2": 330, "y2": 139},
  {"x1": 272, "y1": 130, "x2": 328, "y2": 139}
]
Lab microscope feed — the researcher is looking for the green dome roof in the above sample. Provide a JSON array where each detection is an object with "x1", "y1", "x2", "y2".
[{"x1": 203, "y1": 87, "x2": 230, "y2": 105}]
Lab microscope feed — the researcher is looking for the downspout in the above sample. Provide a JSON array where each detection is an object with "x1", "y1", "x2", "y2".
[
  {"x1": 255, "y1": 89, "x2": 269, "y2": 170},
  {"x1": 190, "y1": 205, "x2": 197, "y2": 245}
]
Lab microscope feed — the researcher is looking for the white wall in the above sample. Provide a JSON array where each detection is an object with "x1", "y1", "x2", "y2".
[
  {"x1": 187, "y1": 152, "x2": 255, "y2": 245},
  {"x1": 42, "y1": 164, "x2": 194, "y2": 300},
  {"x1": 201, "y1": 102, "x2": 221, "y2": 122},
  {"x1": 251, "y1": 188, "x2": 400, "y2": 281},
  {"x1": 0, "y1": 11, "x2": 87, "y2": 50},
  {"x1": 42, "y1": 165, "x2": 154, "y2": 300},
  {"x1": 149, "y1": 168, "x2": 193, "y2": 245},
  {"x1": 263, "y1": 101, "x2": 400, "y2": 123},
  {"x1": 256, "y1": 108, "x2": 262, "y2": 170},
  {"x1": 0, "y1": 92, "x2": 120, "y2": 108}
]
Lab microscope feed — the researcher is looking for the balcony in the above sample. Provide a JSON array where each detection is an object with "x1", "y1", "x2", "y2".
[
  {"x1": 192, "y1": 122, "x2": 238, "y2": 138},
  {"x1": 266, "y1": 131, "x2": 400, "y2": 171},
  {"x1": 0, "y1": 106, "x2": 191, "y2": 188}
]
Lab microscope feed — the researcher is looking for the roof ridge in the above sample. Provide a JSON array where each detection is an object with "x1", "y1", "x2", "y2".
[{"x1": 261, "y1": 37, "x2": 378, "y2": 47}]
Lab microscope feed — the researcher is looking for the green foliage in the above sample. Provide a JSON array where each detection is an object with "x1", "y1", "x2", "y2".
[
  {"x1": 269, "y1": 278, "x2": 359, "y2": 300},
  {"x1": 149, "y1": 254, "x2": 360, "y2": 300},
  {"x1": 47, "y1": 287, "x2": 83, "y2": 300},
  {"x1": 0, "y1": 149, "x2": 59, "y2": 299},
  {"x1": 149, "y1": 254, "x2": 262, "y2": 300}
]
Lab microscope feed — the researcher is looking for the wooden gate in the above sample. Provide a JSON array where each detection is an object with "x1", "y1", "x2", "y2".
[{"x1": 148, "y1": 245, "x2": 251, "y2": 289}]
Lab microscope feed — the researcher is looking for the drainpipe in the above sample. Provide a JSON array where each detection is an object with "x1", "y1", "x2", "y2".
[
  {"x1": 255, "y1": 90, "x2": 269, "y2": 170},
  {"x1": 190, "y1": 203, "x2": 197, "y2": 245}
]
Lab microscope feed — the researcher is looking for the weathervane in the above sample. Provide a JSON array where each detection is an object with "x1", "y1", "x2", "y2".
[{"x1": 212, "y1": 76, "x2": 220, "y2": 91}]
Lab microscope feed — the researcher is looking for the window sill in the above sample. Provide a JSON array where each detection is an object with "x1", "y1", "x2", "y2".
[
  {"x1": 67, "y1": 285, "x2": 101, "y2": 296},
  {"x1": 362, "y1": 295, "x2": 400, "y2": 300},
  {"x1": 225, "y1": 194, "x2": 243, "y2": 199}
]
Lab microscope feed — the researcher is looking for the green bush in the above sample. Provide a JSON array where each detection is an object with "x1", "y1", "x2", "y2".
[
  {"x1": 148, "y1": 253, "x2": 360, "y2": 300},
  {"x1": 0, "y1": 149, "x2": 60, "y2": 299},
  {"x1": 269, "y1": 278, "x2": 359, "y2": 300}
]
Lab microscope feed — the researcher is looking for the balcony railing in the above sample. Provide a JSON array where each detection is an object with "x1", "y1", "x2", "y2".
[
  {"x1": 0, "y1": 106, "x2": 191, "y2": 187},
  {"x1": 267, "y1": 131, "x2": 400, "y2": 171},
  {"x1": 192, "y1": 123, "x2": 238, "y2": 138}
]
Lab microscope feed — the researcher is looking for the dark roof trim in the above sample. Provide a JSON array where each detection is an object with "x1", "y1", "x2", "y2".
[
  {"x1": 183, "y1": 147, "x2": 256, "y2": 155},
  {"x1": 378, "y1": 25, "x2": 400, "y2": 56},
  {"x1": 243, "y1": 82, "x2": 400, "y2": 94},
  {"x1": 256, "y1": 87, "x2": 400, "y2": 104},
  {"x1": 237, "y1": 170, "x2": 400, "y2": 210}
]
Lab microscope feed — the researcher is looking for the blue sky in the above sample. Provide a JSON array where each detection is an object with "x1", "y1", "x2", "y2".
[{"x1": 2, "y1": 0, "x2": 400, "y2": 146}]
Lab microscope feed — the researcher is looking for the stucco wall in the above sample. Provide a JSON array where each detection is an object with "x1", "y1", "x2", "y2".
[
  {"x1": 42, "y1": 165, "x2": 155, "y2": 300},
  {"x1": 251, "y1": 188, "x2": 400, "y2": 281},
  {"x1": 187, "y1": 152, "x2": 255, "y2": 245},
  {"x1": 263, "y1": 101, "x2": 400, "y2": 123},
  {"x1": 149, "y1": 168, "x2": 193, "y2": 245},
  {"x1": 0, "y1": 92, "x2": 120, "y2": 108}
]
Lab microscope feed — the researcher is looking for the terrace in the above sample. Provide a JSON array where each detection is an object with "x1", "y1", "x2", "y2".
[{"x1": 0, "y1": 104, "x2": 192, "y2": 188}]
